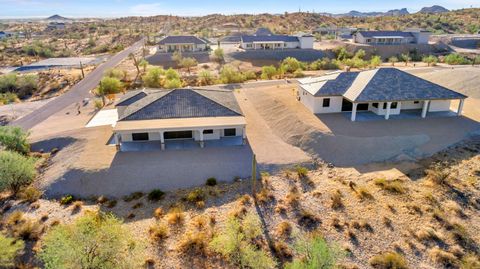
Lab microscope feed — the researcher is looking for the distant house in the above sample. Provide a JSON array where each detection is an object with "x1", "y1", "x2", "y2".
[
  {"x1": 0, "y1": 31, "x2": 6, "y2": 39},
  {"x1": 157, "y1": 36, "x2": 209, "y2": 53},
  {"x1": 0, "y1": 31, "x2": 19, "y2": 39},
  {"x1": 353, "y1": 29, "x2": 431, "y2": 45},
  {"x1": 46, "y1": 22, "x2": 66, "y2": 31},
  {"x1": 313, "y1": 26, "x2": 357, "y2": 39},
  {"x1": 239, "y1": 29, "x2": 314, "y2": 50},
  {"x1": 298, "y1": 68, "x2": 466, "y2": 121},
  {"x1": 113, "y1": 88, "x2": 246, "y2": 151}
]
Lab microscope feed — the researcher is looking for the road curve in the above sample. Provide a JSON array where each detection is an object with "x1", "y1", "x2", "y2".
[{"x1": 10, "y1": 38, "x2": 145, "y2": 130}]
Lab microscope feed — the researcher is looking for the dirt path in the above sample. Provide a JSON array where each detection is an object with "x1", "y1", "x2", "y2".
[{"x1": 235, "y1": 88, "x2": 311, "y2": 169}]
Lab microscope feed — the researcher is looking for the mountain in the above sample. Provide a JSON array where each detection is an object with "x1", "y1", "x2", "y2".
[
  {"x1": 418, "y1": 5, "x2": 449, "y2": 14},
  {"x1": 46, "y1": 14, "x2": 70, "y2": 21},
  {"x1": 334, "y1": 8, "x2": 409, "y2": 17}
]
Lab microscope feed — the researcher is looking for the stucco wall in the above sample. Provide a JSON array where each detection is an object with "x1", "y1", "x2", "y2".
[
  {"x1": 429, "y1": 100, "x2": 451, "y2": 112},
  {"x1": 299, "y1": 89, "x2": 342, "y2": 114},
  {"x1": 298, "y1": 36, "x2": 314, "y2": 49}
]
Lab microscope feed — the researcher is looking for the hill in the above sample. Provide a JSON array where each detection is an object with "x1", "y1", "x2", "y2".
[{"x1": 419, "y1": 5, "x2": 449, "y2": 14}]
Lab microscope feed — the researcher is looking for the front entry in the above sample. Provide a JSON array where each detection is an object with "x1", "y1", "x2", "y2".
[
  {"x1": 164, "y1": 131, "x2": 193, "y2": 140},
  {"x1": 342, "y1": 99, "x2": 369, "y2": 112}
]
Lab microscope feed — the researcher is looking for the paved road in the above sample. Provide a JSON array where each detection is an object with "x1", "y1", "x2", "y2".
[{"x1": 11, "y1": 38, "x2": 145, "y2": 130}]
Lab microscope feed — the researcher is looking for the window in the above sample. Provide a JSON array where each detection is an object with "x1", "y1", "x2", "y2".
[
  {"x1": 224, "y1": 128, "x2": 236, "y2": 137},
  {"x1": 203, "y1": 129, "x2": 213, "y2": 134},
  {"x1": 132, "y1": 133, "x2": 149, "y2": 141},
  {"x1": 372, "y1": 103, "x2": 378, "y2": 108},
  {"x1": 322, "y1": 98, "x2": 330, "y2": 108},
  {"x1": 414, "y1": 101, "x2": 420, "y2": 104},
  {"x1": 383, "y1": 102, "x2": 398, "y2": 109},
  {"x1": 164, "y1": 131, "x2": 193, "y2": 140}
]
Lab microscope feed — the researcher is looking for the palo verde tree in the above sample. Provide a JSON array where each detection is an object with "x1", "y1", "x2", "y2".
[
  {"x1": 96, "y1": 76, "x2": 123, "y2": 106},
  {"x1": 0, "y1": 126, "x2": 30, "y2": 154},
  {"x1": 0, "y1": 150, "x2": 36, "y2": 194},
  {"x1": 40, "y1": 211, "x2": 144, "y2": 269}
]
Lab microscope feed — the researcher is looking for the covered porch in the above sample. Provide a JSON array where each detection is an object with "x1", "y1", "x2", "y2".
[
  {"x1": 252, "y1": 41, "x2": 285, "y2": 50},
  {"x1": 348, "y1": 99, "x2": 465, "y2": 122}
]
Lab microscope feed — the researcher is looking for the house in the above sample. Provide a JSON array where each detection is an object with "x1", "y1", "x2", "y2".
[
  {"x1": 239, "y1": 33, "x2": 314, "y2": 50},
  {"x1": 353, "y1": 29, "x2": 431, "y2": 45},
  {"x1": 298, "y1": 68, "x2": 466, "y2": 121},
  {"x1": 113, "y1": 88, "x2": 246, "y2": 151},
  {"x1": 46, "y1": 22, "x2": 66, "y2": 31},
  {"x1": 313, "y1": 26, "x2": 358, "y2": 39},
  {"x1": 157, "y1": 36, "x2": 209, "y2": 53}
]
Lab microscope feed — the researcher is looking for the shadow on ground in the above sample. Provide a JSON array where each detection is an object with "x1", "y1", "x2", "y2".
[{"x1": 31, "y1": 136, "x2": 78, "y2": 152}]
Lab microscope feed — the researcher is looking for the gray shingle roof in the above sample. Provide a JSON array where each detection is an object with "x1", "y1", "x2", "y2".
[
  {"x1": 241, "y1": 35, "x2": 299, "y2": 43},
  {"x1": 255, "y1": 28, "x2": 273, "y2": 36},
  {"x1": 116, "y1": 90, "x2": 148, "y2": 106},
  {"x1": 119, "y1": 89, "x2": 242, "y2": 121},
  {"x1": 353, "y1": 68, "x2": 467, "y2": 102},
  {"x1": 314, "y1": 72, "x2": 359, "y2": 96},
  {"x1": 357, "y1": 31, "x2": 414, "y2": 38},
  {"x1": 158, "y1": 36, "x2": 207, "y2": 45}
]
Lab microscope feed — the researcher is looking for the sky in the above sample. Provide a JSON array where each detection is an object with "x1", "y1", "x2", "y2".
[{"x1": 0, "y1": 0, "x2": 478, "y2": 19}]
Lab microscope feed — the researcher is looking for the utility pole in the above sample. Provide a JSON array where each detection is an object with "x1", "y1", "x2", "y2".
[{"x1": 80, "y1": 61, "x2": 85, "y2": 79}]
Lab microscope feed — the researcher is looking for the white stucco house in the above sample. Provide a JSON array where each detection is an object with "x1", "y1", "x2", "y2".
[
  {"x1": 239, "y1": 33, "x2": 314, "y2": 50},
  {"x1": 157, "y1": 36, "x2": 209, "y2": 53},
  {"x1": 298, "y1": 68, "x2": 467, "y2": 121},
  {"x1": 113, "y1": 88, "x2": 246, "y2": 151},
  {"x1": 353, "y1": 30, "x2": 431, "y2": 45}
]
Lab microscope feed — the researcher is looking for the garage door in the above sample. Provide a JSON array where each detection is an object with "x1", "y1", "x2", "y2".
[{"x1": 164, "y1": 131, "x2": 193, "y2": 140}]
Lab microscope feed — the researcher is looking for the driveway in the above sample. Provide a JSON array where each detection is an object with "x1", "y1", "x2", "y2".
[{"x1": 10, "y1": 38, "x2": 145, "y2": 130}]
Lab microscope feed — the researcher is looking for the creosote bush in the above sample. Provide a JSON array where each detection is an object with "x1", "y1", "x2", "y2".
[
  {"x1": 370, "y1": 252, "x2": 409, "y2": 269},
  {"x1": 0, "y1": 150, "x2": 37, "y2": 194},
  {"x1": 149, "y1": 222, "x2": 169, "y2": 242},
  {"x1": 17, "y1": 185, "x2": 43, "y2": 203},
  {"x1": 205, "y1": 177, "x2": 217, "y2": 186},
  {"x1": 0, "y1": 234, "x2": 25, "y2": 268},
  {"x1": 59, "y1": 195, "x2": 74, "y2": 205},
  {"x1": 166, "y1": 206, "x2": 185, "y2": 226},
  {"x1": 374, "y1": 178, "x2": 406, "y2": 194},
  {"x1": 147, "y1": 189, "x2": 165, "y2": 201}
]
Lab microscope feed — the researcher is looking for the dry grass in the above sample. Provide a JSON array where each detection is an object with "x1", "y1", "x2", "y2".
[
  {"x1": 237, "y1": 194, "x2": 251, "y2": 206},
  {"x1": 149, "y1": 222, "x2": 169, "y2": 242},
  {"x1": 374, "y1": 178, "x2": 406, "y2": 194},
  {"x1": 425, "y1": 164, "x2": 450, "y2": 185},
  {"x1": 177, "y1": 231, "x2": 210, "y2": 256},
  {"x1": 17, "y1": 186, "x2": 43, "y2": 203},
  {"x1": 331, "y1": 190, "x2": 344, "y2": 209},
  {"x1": 276, "y1": 221, "x2": 292, "y2": 238},
  {"x1": 123, "y1": 191, "x2": 144, "y2": 202},
  {"x1": 153, "y1": 208, "x2": 164, "y2": 219},
  {"x1": 13, "y1": 219, "x2": 43, "y2": 241},
  {"x1": 256, "y1": 187, "x2": 274, "y2": 204},
  {"x1": 415, "y1": 228, "x2": 444, "y2": 244},
  {"x1": 72, "y1": 201, "x2": 83, "y2": 213},
  {"x1": 191, "y1": 215, "x2": 209, "y2": 230},
  {"x1": 429, "y1": 247, "x2": 458, "y2": 267},
  {"x1": 370, "y1": 252, "x2": 409, "y2": 269},
  {"x1": 356, "y1": 186, "x2": 374, "y2": 200},
  {"x1": 166, "y1": 207, "x2": 185, "y2": 226},
  {"x1": 132, "y1": 202, "x2": 144, "y2": 209},
  {"x1": 285, "y1": 188, "x2": 301, "y2": 208},
  {"x1": 273, "y1": 241, "x2": 293, "y2": 260}
]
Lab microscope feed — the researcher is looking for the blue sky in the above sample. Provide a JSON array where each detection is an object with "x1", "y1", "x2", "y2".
[{"x1": 0, "y1": 0, "x2": 478, "y2": 18}]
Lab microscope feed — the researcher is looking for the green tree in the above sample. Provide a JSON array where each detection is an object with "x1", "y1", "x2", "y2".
[
  {"x1": 422, "y1": 55, "x2": 438, "y2": 66},
  {"x1": 388, "y1": 56, "x2": 399, "y2": 66},
  {"x1": 400, "y1": 53, "x2": 411, "y2": 66},
  {"x1": 0, "y1": 234, "x2": 24, "y2": 268},
  {"x1": 261, "y1": 65, "x2": 277, "y2": 80},
  {"x1": 370, "y1": 55, "x2": 382, "y2": 68},
  {"x1": 197, "y1": 70, "x2": 215, "y2": 86},
  {"x1": 172, "y1": 51, "x2": 183, "y2": 64},
  {"x1": 210, "y1": 213, "x2": 276, "y2": 269},
  {"x1": 281, "y1": 57, "x2": 302, "y2": 73},
  {"x1": 353, "y1": 49, "x2": 366, "y2": 60},
  {"x1": 213, "y1": 48, "x2": 224, "y2": 63},
  {"x1": 164, "y1": 78, "x2": 182, "y2": 89},
  {"x1": 443, "y1": 53, "x2": 471, "y2": 65},
  {"x1": 285, "y1": 233, "x2": 344, "y2": 269},
  {"x1": 142, "y1": 67, "x2": 164, "y2": 88},
  {"x1": 179, "y1": 57, "x2": 198, "y2": 74},
  {"x1": 40, "y1": 211, "x2": 144, "y2": 269},
  {"x1": 0, "y1": 151, "x2": 36, "y2": 194},
  {"x1": 165, "y1": 68, "x2": 180, "y2": 80},
  {"x1": 219, "y1": 65, "x2": 246, "y2": 84},
  {"x1": 104, "y1": 68, "x2": 125, "y2": 80},
  {"x1": 0, "y1": 126, "x2": 30, "y2": 154},
  {"x1": 96, "y1": 76, "x2": 123, "y2": 106},
  {"x1": 335, "y1": 47, "x2": 352, "y2": 61},
  {"x1": 139, "y1": 59, "x2": 148, "y2": 72}
]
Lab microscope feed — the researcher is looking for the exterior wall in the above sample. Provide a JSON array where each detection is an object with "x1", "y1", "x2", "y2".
[
  {"x1": 298, "y1": 36, "x2": 314, "y2": 49},
  {"x1": 193, "y1": 129, "x2": 221, "y2": 141},
  {"x1": 240, "y1": 40, "x2": 303, "y2": 49},
  {"x1": 159, "y1": 43, "x2": 207, "y2": 52},
  {"x1": 299, "y1": 88, "x2": 342, "y2": 114},
  {"x1": 429, "y1": 100, "x2": 451, "y2": 112},
  {"x1": 401, "y1": 101, "x2": 423, "y2": 110},
  {"x1": 369, "y1": 102, "x2": 401, "y2": 116},
  {"x1": 410, "y1": 32, "x2": 431, "y2": 44}
]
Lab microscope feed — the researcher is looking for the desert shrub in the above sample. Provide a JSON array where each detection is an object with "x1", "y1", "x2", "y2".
[
  {"x1": 0, "y1": 92, "x2": 19, "y2": 105},
  {"x1": 309, "y1": 58, "x2": 339, "y2": 70},
  {"x1": 244, "y1": 70, "x2": 257, "y2": 80},
  {"x1": 147, "y1": 189, "x2": 165, "y2": 201},
  {"x1": 276, "y1": 221, "x2": 292, "y2": 237},
  {"x1": 285, "y1": 233, "x2": 344, "y2": 269},
  {"x1": 295, "y1": 165, "x2": 308, "y2": 178},
  {"x1": 293, "y1": 69, "x2": 305, "y2": 78},
  {"x1": 422, "y1": 55, "x2": 439, "y2": 66},
  {"x1": 206, "y1": 177, "x2": 217, "y2": 186},
  {"x1": 164, "y1": 77, "x2": 182, "y2": 89},
  {"x1": 429, "y1": 247, "x2": 457, "y2": 267},
  {"x1": 197, "y1": 70, "x2": 215, "y2": 85},
  {"x1": 59, "y1": 195, "x2": 74, "y2": 205},
  {"x1": 425, "y1": 164, "x2": 450, "y2": 185},
  {"x1": 93, "y1": 99, "x2": 104, "y2": 109},
  {"x1": 72, "y1": 201, "x2": 83, "y2": 212},
  {"x1": 14, "y1": 219, "x2": 43, "y2": 240},
  {"x1": 443, "y1": 54, "x2": 471, "y2": 65},
  {"x1": 274, "y1": 241, "x2": 293, "y2": 260},
  {"x1": 142, "y1": 67, "x2": 164, "y2": 88},
  {"x1": 149, "y1": 222, "x2": 169, "y2": 242},
  {"x1": 461, "y1": 254, "x2": 480, "y2": 269},
  {"x1": 123, "y1": 191, "x2": 143, "y2": 202},
  {"x1": 0, "y1": 234, "x2": 24, "y2": 268},
  {"x1": 331, "y1": 191, "x2": 343, "y2": 209},
  {"x1": 210, "y1": 212, "x2": 277, "y2": 269},
  {"x1": 256, "y1": 187, "x2": 274, "y2": 204},
  {"x1": 261, "y1": 65, "x2": 277, "y2": 80},
  {"x1": 370, "y1": 55, "x2": 382, "y2": 68},
  {"x1": 178, "y1": 231, "x2": 210, "y2": 256},
  {"x1": 374, "y1": 178, "x2": 406, "y2": 194},
  {"x1": 281, "y1": 57, "x2": 303, "y2": 73},
  {"x1": 0, "y1": 126, "x2": 30, "y2": 154},
  {"x1": 166, "y1": 206, "x2": 185, "y2": 225},
  {"x1": 0, "y1": 151, "x2": 36, "y2": 193},
  {"x1": 370, "y1": 252, "x2": 409, "y2": 269},
  {"x1": 185, "y1": 189, "x2": 205, "y2": 203},
  {"x1": 213, "y1": 48, "x2": 224, "y2": 62},
  {"x1": 40, "y1": 211, "x2": 144, "y2": 269},
  {"x1": 17, "y1": 185, "x2": 42, "y2": 203},
  {"x1": 104, "y1": 68, "x2": 126, "y2": 80},
  {"x1": 219, "y1": 65, "x2": 246, "y2": 84},
  {"x1": 153, "y1": 208, "x2": 163, "y2": 219}
]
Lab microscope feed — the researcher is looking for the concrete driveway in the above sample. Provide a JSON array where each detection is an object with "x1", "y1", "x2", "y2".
[{"x1": 42, "y1": 139, "x2": 254, "y2": 198}]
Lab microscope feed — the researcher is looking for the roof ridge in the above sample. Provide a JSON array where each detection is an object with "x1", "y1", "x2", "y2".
[{"x1": 192, "y1": 89, "x2": 242, "y2": 116}]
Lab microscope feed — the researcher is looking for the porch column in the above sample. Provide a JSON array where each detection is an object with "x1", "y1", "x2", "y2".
[
  {"x1": 351, "y1": 103, "x2": 358, "y2": 122},
  {"x1": 160, "y1": 131, "x2": 165, "y2": 150},
  {"x1": 385, "y1": 102, "x2": 392, "y2": 120},
  {"x1": 242, "y1": 126, "x2": 247, "y2": 145},
  {"x1": 421, "y1": 100, "x2": 430, "y2": 118},
  {"x1": 457, "y1": 99, "x2": 465, "y2": 116},
  {"x1": 199, "y1": 130, "x2": 204, "y2": 148},
  {"x1": 114, "y1": 133, "x2": 121, "y2": 152}
]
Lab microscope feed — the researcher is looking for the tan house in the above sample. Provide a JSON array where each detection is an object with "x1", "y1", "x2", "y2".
[{"x1": 157, "y1": 36, "x2": 209, "y2": 53}]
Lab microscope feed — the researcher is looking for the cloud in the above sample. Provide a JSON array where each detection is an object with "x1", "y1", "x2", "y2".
[{"x1": 130, "y1": 3, "x2": 163, "y2": 16}]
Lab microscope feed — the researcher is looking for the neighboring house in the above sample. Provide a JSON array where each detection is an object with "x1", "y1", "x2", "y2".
[
  {"x1": 0, "y1": 31, "x2": 6, "y2": 39},
  {"x1": 314, "y1": 26, "x2": 358, "y2": 39},
  {"x1": 113, "y1": 88, "x2": 246, "y2": 151},
  {"x1": 298, "y1": 68, "x2": 466, "y2": 121},
  {"x1": 239, "y1": 33, "x2": 314, "y2": 50},
  {"x1": 46, "y1": 22, "x2": 66, "y2": 30},
  {"x1": 353, "y1": 29, "x2": 431, "y2": 45},
  {"x1": 157, "y1": 36, "x2": 209, "y2": 53},
  {"x1": 0, "y1": 31, "x2": 21, "y2": 39}
]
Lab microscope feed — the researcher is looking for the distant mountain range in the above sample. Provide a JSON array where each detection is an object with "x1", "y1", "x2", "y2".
[
  {"x1": 46, "y1": 14, "x2": 71, "y2": 21},
  {"x1": 326, "y1": 5, "x2": 449, "y2": 17}
]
